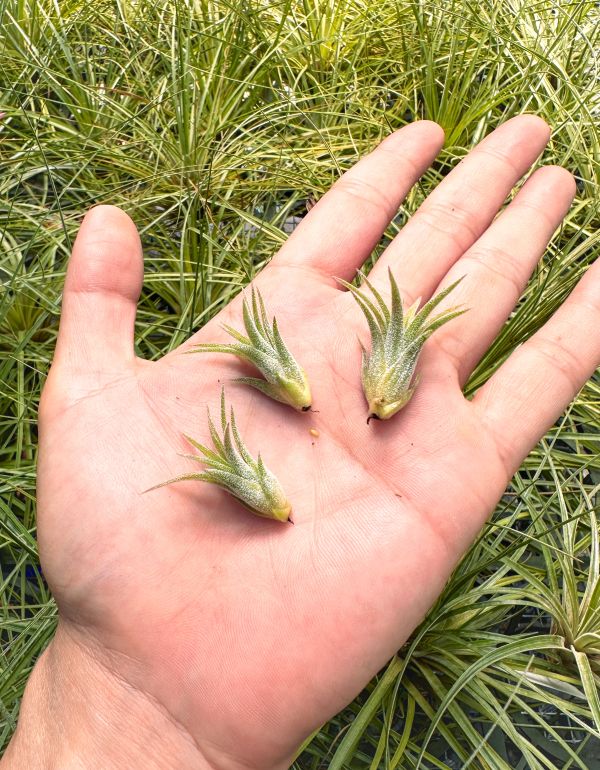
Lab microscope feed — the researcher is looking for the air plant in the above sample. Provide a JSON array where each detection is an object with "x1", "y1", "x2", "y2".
[
  {"x1": 339, "y1": 269, "x2": 467, "y2": 422},
  {"x1": 145, "y1": 390, "x2": 293, "y2": 523},
  {"x1": 189, "y1": 287, "x2": 312, "y2": 412}
]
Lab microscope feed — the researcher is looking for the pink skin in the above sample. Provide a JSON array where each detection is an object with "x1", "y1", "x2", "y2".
[{"x1": 6, "y1": 115, "x2": 600, "y2": 770}]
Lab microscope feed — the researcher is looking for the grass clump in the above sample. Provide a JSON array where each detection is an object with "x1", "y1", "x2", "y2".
[{"x1": 1, "y1": 0, "x2": 599, "y2": 766}]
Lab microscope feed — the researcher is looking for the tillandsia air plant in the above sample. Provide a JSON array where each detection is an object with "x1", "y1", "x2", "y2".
[
  {"x1": 189, "y1": 287, "x2": 312, "y2": 411},
  {"x1": 145, "y1": 390, "x2": 293, "y2": 523},
  {"x1": 339, "y1": 269, "x2": 467, "y2": 422}
]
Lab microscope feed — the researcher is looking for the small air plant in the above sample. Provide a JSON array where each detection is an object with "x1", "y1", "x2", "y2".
[
  {"x1": 339, "y1": 269, "x2": 467, "y2": 423},
  {"x1": 189, "y1": 287, "x2": 312, "y2": 412},
  {"x1": 145, "y1": 390, "x2": 293, "y2": 523}
]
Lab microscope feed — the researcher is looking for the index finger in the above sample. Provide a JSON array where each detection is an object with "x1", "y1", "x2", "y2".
[{"x1": 266, "y1": 121, "x2": 445, "y2": 289}]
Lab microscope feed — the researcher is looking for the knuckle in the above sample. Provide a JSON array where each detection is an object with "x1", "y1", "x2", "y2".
[
  {"x1": 430, "y1": 324, "x2": 468, "y2": 370},
  {"x1": 462, "y1": 245, "x2": 524, "y2": 296},
  {"x1": 477, "y1": 145, "x2": 522, "y2": 176},
  {"x1": 417, "y1": 201, "x2": 480, "y2": 252},
  {"x1": 488, "y1": 424, "x2": 519, "y2": 480},
  {"x1": 530, "y1": 335, "x2": 583, "y2": 392},
  {"x1": 334, "y1": 175, "x2": 397, "y2": 216},
  {"x1": 514, "y1": 199, "x2": 556, "y2": 231}
]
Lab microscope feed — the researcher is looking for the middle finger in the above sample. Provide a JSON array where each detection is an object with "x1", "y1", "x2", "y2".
[
  {"x1": 423, "y1": 164, "x2": 576, "y2": 386},
  {"x1": 367, "y1": 114, "x2": 552, "y2": 303}
]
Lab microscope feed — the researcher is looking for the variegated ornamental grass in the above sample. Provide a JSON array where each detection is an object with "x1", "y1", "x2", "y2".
[{"x1": 1, "y1": 0, "x2": 600, "y2": 766}]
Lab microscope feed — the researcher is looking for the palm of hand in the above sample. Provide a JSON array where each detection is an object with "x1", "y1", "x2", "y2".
[
  {"x1": 39, "y1": 270, "x2": 501, "y2": 763},
  {"x1": 36, "y1": 117, "x2": 599, "y2": 770}
]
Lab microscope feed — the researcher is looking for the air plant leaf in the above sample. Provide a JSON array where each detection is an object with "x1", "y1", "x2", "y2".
[
  {"x1": 144, "y1": 390, "x2": 293, "y2": 523},
  {"x1": 340, "y1": 269, "x2": 467, "y2": 422},
  {"x1": 189, "y1": 287, "x2": 312, "y2": 412}
]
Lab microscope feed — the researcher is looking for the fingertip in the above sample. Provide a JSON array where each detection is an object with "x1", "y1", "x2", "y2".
[
  {"x1": 67, "y1": 204, "x2": 143, "y2": 300},
  {"x1": 519, "y1": 165, "x2": 577, "y2": 214},
  {"x1": 381, "y1": 120, "x2": 445, "y2": 152},
  {"x1": 56, "y1": 204, "x2": 144, "y2": 372},
  {"x1": 506, "y1": 113, "x2": 551, "y2": 139},
  {"x1": 470, "y1": 115, "x2": 551, "y2": 164},
  {"x1": 80, "y1": 204, "x2": 139, "y2": 237},
  {"x1": 540, "y1": 164, "x2": 577, "y2": 197},
  {"x1": 568, "y1": 253, "x2": 600, "y2": 305}
]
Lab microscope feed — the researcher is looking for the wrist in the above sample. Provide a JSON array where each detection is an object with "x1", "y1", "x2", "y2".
[{"x1": 1, "y1": 622, "x2": 216, "y2": 770}]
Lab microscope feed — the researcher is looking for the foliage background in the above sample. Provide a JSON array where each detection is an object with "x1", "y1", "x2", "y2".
[{"x1": 1, "y1": 0, "x2": 599, "y2": 766}]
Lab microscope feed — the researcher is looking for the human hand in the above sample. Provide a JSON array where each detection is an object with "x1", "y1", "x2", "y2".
[{"x1": 5, "y1": 115, "x2": 600, "y2": 770}]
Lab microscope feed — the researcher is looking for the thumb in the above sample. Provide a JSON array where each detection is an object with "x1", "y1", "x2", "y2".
[{"x1": 53, "y1": 205, "x2": 144, "y2": 374}]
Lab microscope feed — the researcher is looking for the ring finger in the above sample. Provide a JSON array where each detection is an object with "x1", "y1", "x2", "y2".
[
  {"x1": 367, "y1": 114, "x2": 552, "y2": 306},
  {"x1": 424, "y1": 164, "x2": 576, "y2": 386}
]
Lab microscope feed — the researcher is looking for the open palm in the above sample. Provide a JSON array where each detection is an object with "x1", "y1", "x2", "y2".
[{"x1": 36, "y1": 116, "x2": 600, "y2": 770}]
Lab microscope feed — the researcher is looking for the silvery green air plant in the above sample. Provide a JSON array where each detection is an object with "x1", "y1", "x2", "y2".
[
  {"x1": 339, "y1": 270, "x2": 466, "y2": 422},
  {"x1": 145, "y1": 389, "x2": 292, "y2": 523},
  {"x1": 190, "y1": 287, "x2": 312, "y2": 411}
]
